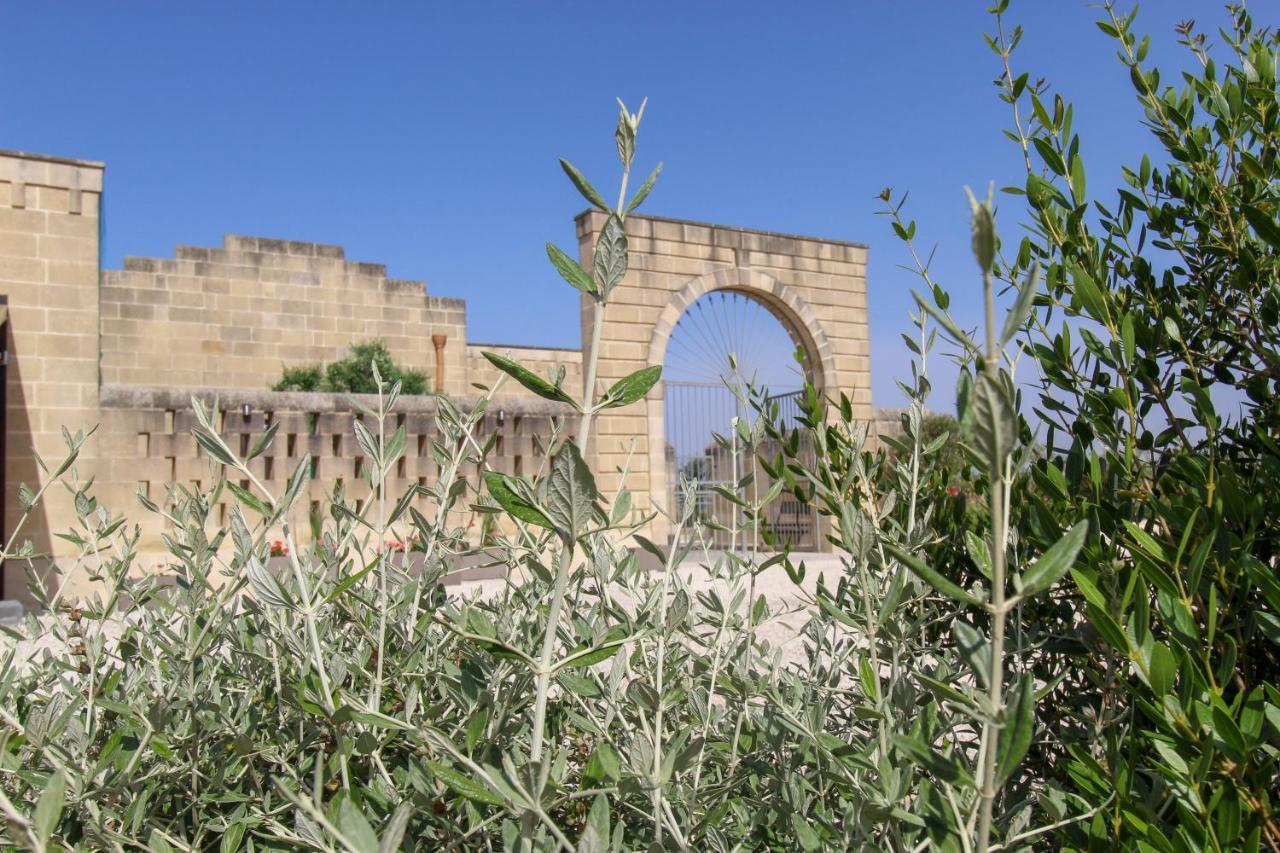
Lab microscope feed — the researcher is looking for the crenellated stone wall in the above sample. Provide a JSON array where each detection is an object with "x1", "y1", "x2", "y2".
[{"x1": 101, "y1": 235, "x2": 469, "y2": 395}]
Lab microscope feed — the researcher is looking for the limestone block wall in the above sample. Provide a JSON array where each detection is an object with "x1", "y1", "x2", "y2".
[
  {"x1": 100, "y1": 236, "x2": 470, "y2": 395},
  {"x1": 576, "y1": 212, "x2": 871, "y2": 545},
  {"x1": 0, "y1": 151, "x2": 104, "y2": 598}
]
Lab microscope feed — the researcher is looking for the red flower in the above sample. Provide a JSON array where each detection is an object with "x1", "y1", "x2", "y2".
[{"x1": 946, "y1": 484, "x2": 961, "y2": 498}]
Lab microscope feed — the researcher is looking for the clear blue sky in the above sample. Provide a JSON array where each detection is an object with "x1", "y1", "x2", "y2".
[{"x1": 3, "y1": 1, "x2": 1210, "y2": 409}]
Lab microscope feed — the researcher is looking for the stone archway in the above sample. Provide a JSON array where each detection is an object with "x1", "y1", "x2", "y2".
[
  {"x1": 646, "y1": 266, "x2": 839, "y2": 388},
  {"x1": 576, "y1": 211, "x2": 871, "y2": 550},
  {"x1": 644, "y1": 267, "x2": 837, "y2": 545}
]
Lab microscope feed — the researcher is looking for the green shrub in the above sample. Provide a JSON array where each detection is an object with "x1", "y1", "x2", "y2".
[
  {"x1": 272, "y1": 363, "x2": 323, "y2": 392},
  {"x1": 272, "y1": 340, "x2": 431, "y2": 396}
]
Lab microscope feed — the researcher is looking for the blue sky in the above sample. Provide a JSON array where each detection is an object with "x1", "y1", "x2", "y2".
[{"x1": 3, "y1": 1, "x2": 1210, "y2": 409}]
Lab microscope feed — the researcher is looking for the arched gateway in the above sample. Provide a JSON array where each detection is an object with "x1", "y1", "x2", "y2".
[{"x1": 576, "y1": 211, "x2": 872, "y2": 550}]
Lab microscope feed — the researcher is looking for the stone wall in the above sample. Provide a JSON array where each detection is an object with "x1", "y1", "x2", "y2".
[
  {"x1": 101, "y1": 236, "x2": 470, "y2": 395},
  {"x1": 0, "y1": 151, "x2": 104, "y2": 599}
]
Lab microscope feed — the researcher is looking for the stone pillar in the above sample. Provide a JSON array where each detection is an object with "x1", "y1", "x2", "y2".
[
  {"x1": 0, "y1": 151, "x2": 105, "y2": 604},
  {"x1": 432, "y1": 334, "x2": 447, "y2": 393}
]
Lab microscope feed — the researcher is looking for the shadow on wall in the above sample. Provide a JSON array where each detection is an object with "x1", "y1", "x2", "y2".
[{"x1": 4, "y1": 318, "x2": 58, "y2": 610}]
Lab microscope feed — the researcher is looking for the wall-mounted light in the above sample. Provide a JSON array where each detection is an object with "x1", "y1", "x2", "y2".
[
  {"x1": 241, "y1": 403, "x2": 252, "y2": 419},
  {"x1": 497, "y1": 409, "x2": 506, "y2": 428}
]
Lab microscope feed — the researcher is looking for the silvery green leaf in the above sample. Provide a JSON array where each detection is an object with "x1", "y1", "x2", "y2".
[
  {"x1": 965, "y1": 184, "x2": 996, "y2": 273},
  {"x1": 626, "y1": 162, "x2": 663, "y2": 212},
  {"x1": 955, "y1": 367, "x2": 975, "y2": 432},
  {"x1": 148, "y1": 832, "x2": 176, "y2": 853},
  {"x1": 971, "y1": 372, "x2": 1016, "y2": 463},
  {"x1": 838, "y1": 503, "x2": 873, "y2": 561},
  {"x1": 883, "y1": 542, "x2": 982, "y2": 607},
  {"x1": 229, "y1": 506, "x2": 253, "y2": 558},
  {"x1": 481, "y1": 352, "x2": 576, "y2": 405},
  {"x1": 1016, "y1": 520, "x2": 1087, "y2": 599},
  {"x1": 34, "y1": 769, "x2": 65, "y2": 849},
  {"x1": 336, "y1": 797, "x2": 379, "y2": 853},
  {"x1": 610, "y1": 489, "x2": 631, "y2": 524},
  {"x1": 226, "y1": 482, "x2": 271, "y2": 517},
  {"x1": 546, "y1": 242, "x2": 597, "y2": 295},
  {"x1": 953, "y1": 620, "x2": 991, "y2": 690},
  {"x1": 280, "y1": 457, "x2": 311, "y2": 515},
  {"x1": 484, "y1": 472, "x2": 553, "y2": 530},
  {"x1": 576, "y1": 794, "x2": 611, "y2": 853},
  {"x1": 615, "y1": 104, "x2": 635, "y2": 167},
  {"x1": 556, "y1": 631, "x2": 630, "y2": 671},
  {"x1": 996, "y1": 675, "x2": 1035, "y2": 784},
  {"x1": 377, "y1": 804, "x2": 413, "y2": 853},
  {"x1": 1000, "y1": 264, "x2": 1041, "y2": 345},
  {"x1": 546, "y1": 440, "x2": 598, "y2": 542},
  {"x1": 247, "y1": 420, "x2": 279, "y2": 460},
  {"x1": 594, "y1": 215, "x2": 629, "y2": 295},
  {"x1": 193, "y1": 428, "x2": 237, "y2": 468},
  {"x1": 560, "y1": 158, "x2": 609, "y2": 210},
  {"x1": 247, "y1": 556, "x2": 293, "y2": 610},
  {"x1": 913, "y1": 289, "x2": 974, "y2": 349},
  {"x1": 386, "y1": 425, "x2": 406, "y2": 464},
  {"x1": 665, "y1": 590, "x2": 689, "y2": 635},
  {"x1": 353, "y1": 418, "x2": 379, "y2": 464},
  {"x1": 602, "y1": 365, "x2": 661, "y2": 408}
]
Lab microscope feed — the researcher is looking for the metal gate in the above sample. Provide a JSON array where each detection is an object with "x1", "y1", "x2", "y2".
[
  {"x1": 664, "y1": 381, "x2": 817, "y2": 551},
  {"x1": 660, "y1": 288, "x2": 819, "y2": 551}
]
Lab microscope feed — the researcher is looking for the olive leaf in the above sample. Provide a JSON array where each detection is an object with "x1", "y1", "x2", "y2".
[
  {"x1": 594, "y1": 215, "x2": 628, "y2": 295},
  {"x1": 601, "y1": 365, "x2": 661, "y2": 409},
  {"x1": 484, "y1": 472, "x2": 553, "y2": 531},
  {"x1": 545, "y1": 440, "x2": 597, "y2": 542},
  {"x1": 482, "y1": 351, "x2": 577, "y2": 405},
  {"x1": 560, "y1": 158, "x2": 609, "y2": 211},
  {"x1": 546, "y1": 242, "x2": 597, "y2": 295},
  {"x1": 970, "y1": 372, "x2": 1016, "y2": 464}
]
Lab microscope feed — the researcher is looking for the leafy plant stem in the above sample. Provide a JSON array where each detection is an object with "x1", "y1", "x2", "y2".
[
  {"x1": 530, "y1": 542, "x2": 572, "y2": 772},
  {"x1": 282, "y1": 523, "x2": 350, "y2": 790},
  {"x1": 373, "y1": 383, "x2": 389, "y2": 714},
  {"x1": 976, "y1": 266, "x2": 1008, "y2": 853},
  {"x1": 650, "y1": 510, "x2": 688, "y2": 847},
  {"x1": 578, "y1": 297, "x2": 605, "y2": 449}
]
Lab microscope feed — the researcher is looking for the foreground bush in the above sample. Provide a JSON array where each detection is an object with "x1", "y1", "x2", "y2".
[{"x1": 1, "y1": 4, "x2": 1277, "y2": 851}]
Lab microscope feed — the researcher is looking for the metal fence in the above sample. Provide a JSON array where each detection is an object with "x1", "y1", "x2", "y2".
[{"x1": 663, "y1": 382, "x2": 818, "y2": 551}]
